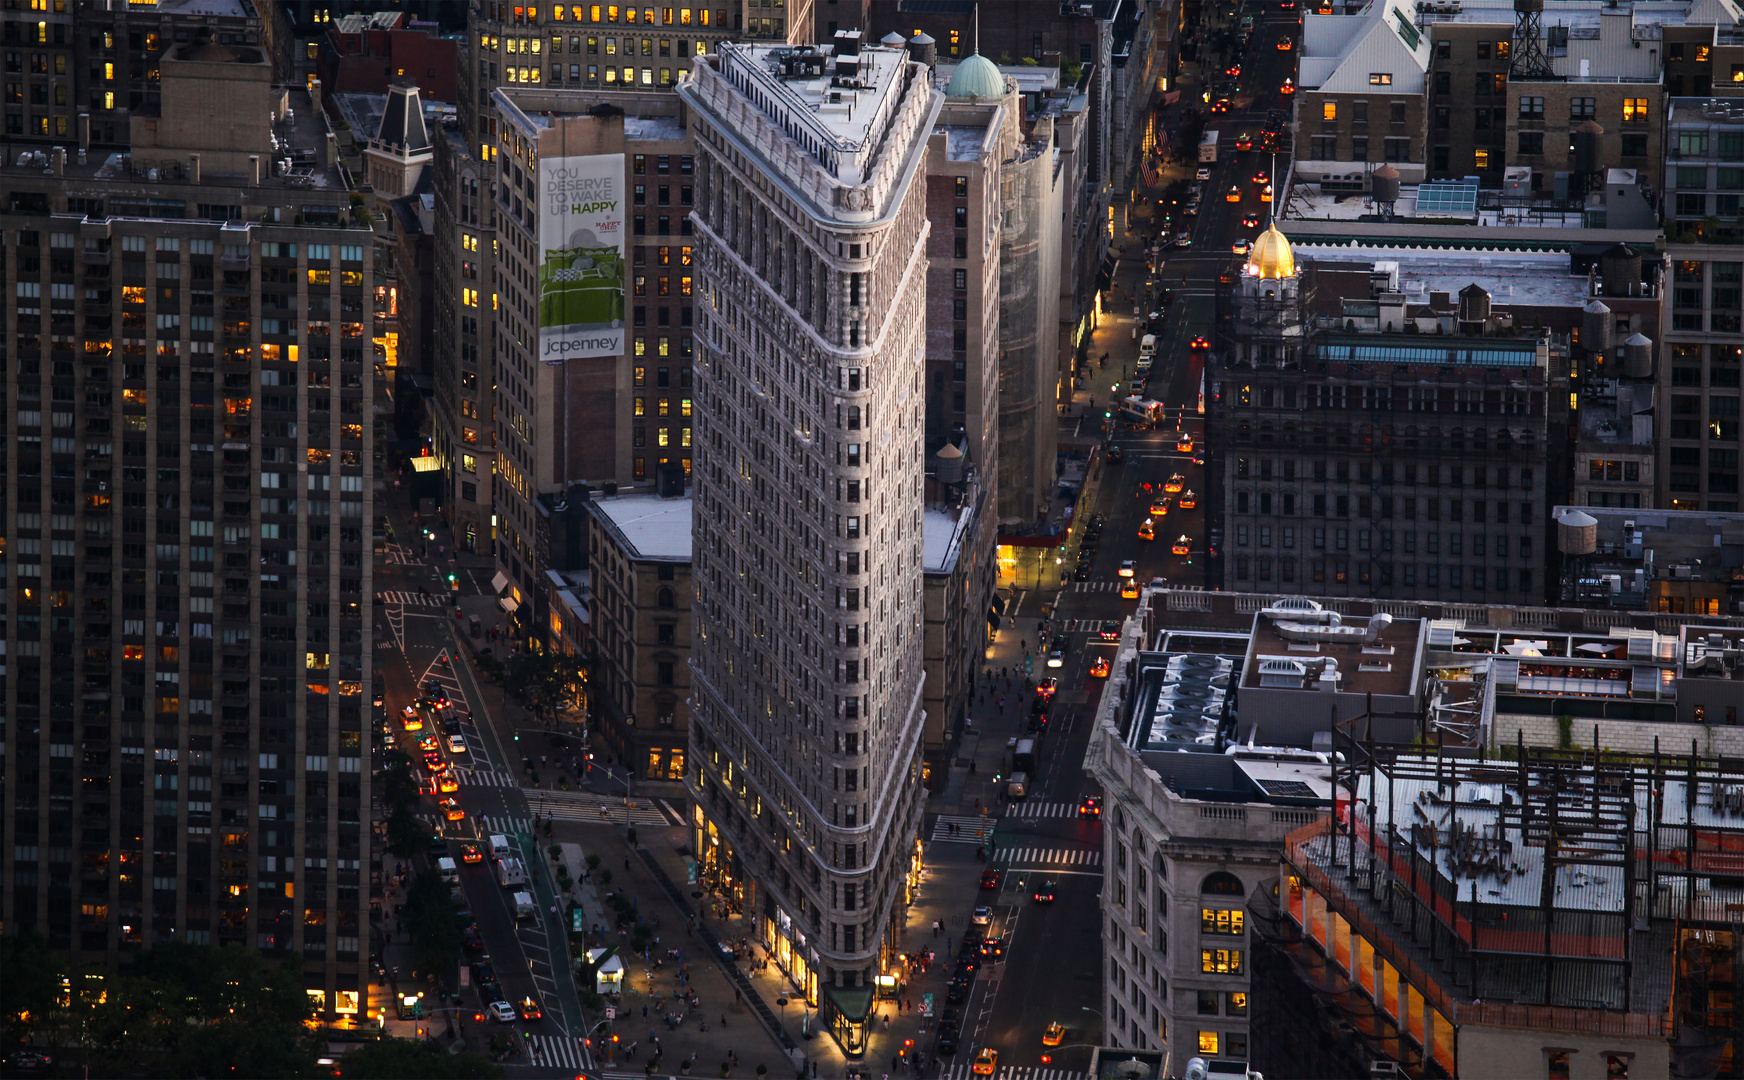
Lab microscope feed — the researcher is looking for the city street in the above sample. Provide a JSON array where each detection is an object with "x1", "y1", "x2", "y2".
[{"x1": 923, "y1": 2, "x2": 1302, "y2": 1071}]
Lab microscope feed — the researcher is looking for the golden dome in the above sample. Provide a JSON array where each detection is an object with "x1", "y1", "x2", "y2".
[{"x1": 1245, "y1": 223, "x2": 1295, "y2": 280}]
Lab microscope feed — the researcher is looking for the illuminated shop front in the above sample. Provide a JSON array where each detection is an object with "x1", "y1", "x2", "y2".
[
  {"x1": 760, "y1": 904, "x2": 820, "y2": 1020},
  {"x1": 692, "y1": 805, "x2": 746, "y2": 917}
]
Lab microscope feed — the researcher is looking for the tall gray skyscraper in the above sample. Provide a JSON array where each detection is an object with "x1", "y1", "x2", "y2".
[{"x1": 677, "y1": 33, "x2": 941, "y2": 1054}]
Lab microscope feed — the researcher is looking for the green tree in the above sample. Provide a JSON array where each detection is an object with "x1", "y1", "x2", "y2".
[
  {"x1": 338, "y1": 1037, "x2": 503, "y2": 1079},
  {"x1": 80, "y1": 944, "x2": 323, "y2": 1078},
  {"x1": 403, "y1": 868, "x2": 463, "y2": 980},
  {"x1": 504, "y1": 651, "x2": 586, "y2": 722},
  {"x1": 378, "y1": 749, "x2": 420, "y2": 811},
  {"x1": 0, "y1": 933, "x2": 66, "y2": 1048},
  {"x1": 386, "y1": 805, "x2": 432, "y2": 858}
]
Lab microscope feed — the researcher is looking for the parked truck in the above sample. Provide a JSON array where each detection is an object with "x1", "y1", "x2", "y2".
[
  {"x1": 496, "y1": 856, "x2": 528, "y2": 889},
  {"x1": 1199, "y1": 129, "x2": 1219, "y2": 163}
]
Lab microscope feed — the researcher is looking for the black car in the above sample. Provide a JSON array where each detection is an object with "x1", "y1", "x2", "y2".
[
  {"x1": 1106, "y1": 444, "x2": 1124, "y2": 463},
  {"x1": 936, "y1": 1027, "x2": 960, "y2": 1053},
  {"x1": 1072, "y1": 563, "x2": 1092, "y2": 581},
  {"x1": 1028, "y1": 712, "x2": 1050, "y2": 734},
  {"x1": 1033, "y1": 879, "x2": 1058, "y2": 903},
  {"x1": 945, "y1": 980, "x2": 970, "y2": 1004},
  {"x1": 471, "y1": 960, "x2": 496, "y2": 985},
  {"x1": 462, "y1": 924, "x2": 485, "y2": 953}
]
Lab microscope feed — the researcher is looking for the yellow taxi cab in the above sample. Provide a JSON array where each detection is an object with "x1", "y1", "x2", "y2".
[
  {"x1": 1225, "y1": 185, "x2": 1243, "y2": 203},
  {"x1": 435, "y1": 771, "x2": 460, "y2": 794},
  {"x1": 1137, "y1": 519, "x2": 1156, "y2": 541},
  {"x1": 1043, "y1": 1021, "x2": 1066, "y2": 1046},
  {"x1": 440, "y1": 797, "x2": 467, "y2": 821},
  {"x1": 972, "y1": 1049, "x2": 999, "y2": 1076},
  {"x1": 418, "y1": 734, "x2": 441, "y2": 752},
  {"x1": 1172, "y1": 535, "x2": 1193, "y2": 556},
  {"x1": 1281, "y1": 77, "x2": 1297, "y2": 94},
  {"x1": 400, "y1": 705, "x2": 424, "y2": 732},
  {"x1": 1090, "y1": 656, "x2": 1111, "y2": 678},
  {"x1": 1120, "y1": 580, "x2": 1141, "y2": 599},
  {"x1": 1277, "y1": 36, "x2": 1294, "y2": 49},
  {"x1": 1149, "y1": 499, "x2": 1171, "y2": 516},
  {"x1": 1176, "y1": 433, "x2": 1194, "y2": 453},
  {"x1": 1164, "y1": 473, "x2": 1186, "y2": 493},
  {"x1": 1178, "y1": 490, "x2": 1198, "y2": 509},
  {"x1": 460, "y1": 843, "x2": 485, "y2": 864}
]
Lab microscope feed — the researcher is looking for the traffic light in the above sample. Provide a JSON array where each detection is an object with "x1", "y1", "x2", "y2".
[{"x1": 447, "y1": 572, "x2": 458, "y2": 587}]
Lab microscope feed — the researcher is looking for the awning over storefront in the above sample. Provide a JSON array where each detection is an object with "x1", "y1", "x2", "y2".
[
  {"x1": 1096, "y1": 252, "x2": 1117, "y2": 291},
  {"x1": 987, "y1": 606, "x2": 1003, "y2": 630},
  {"x1": 499, "y1": 596, "x2": 519, "y2": 613},
  {"x1": 490, "y1": 570, "x2": 509, "y2": 594}
]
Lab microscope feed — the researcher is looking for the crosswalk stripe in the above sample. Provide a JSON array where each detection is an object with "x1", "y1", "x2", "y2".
[
  {"x1": 939, "y1": 1068, "x2": 1086, "y2": 1080},
  {"x1": 929, "y1": 813, "x2": 996, "y2": 844},
  {"x1": 1002, "y1": 801, "x2": 1078, "y2": 819},
  {"x1": 993, "y1": 846, "x2": 1102, "y2": 866},
  {"x1": 454, "y1": 767, "x2": 517, "y2": 787},
  {"x1": 535, "y1": 801, "x2": 671, "y2": 826},
  {"x1": 517, "y1": 789, "x2": 681, "y2": 826},
  {"x1": 475, "y1": 814, "x2": 533, "y2": 836},
  {"x1": 375, "y1": 590, "x2": 449, "y2": 607},
  {"x1": 1070, "y1": 581, "x2": 1119, "y2": 593},
  {"x1": 524, "y1": 1033, "x2": 585, "y2": 1069}
]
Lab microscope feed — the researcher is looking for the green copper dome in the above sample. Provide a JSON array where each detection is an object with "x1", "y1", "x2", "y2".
[{"x1": 945, "y1": 52, "x2": 1006, "y2": 100}]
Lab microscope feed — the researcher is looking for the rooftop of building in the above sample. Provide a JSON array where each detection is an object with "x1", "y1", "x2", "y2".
[
  {"x1": 154, "y1": 0, "x2": 259, "y2": 18},
  {"x1": 492, "y1": 86, "x2": 686, "y2": 133},
  {"x1": 0, "y1": 88, "x2": 349, "y2": 193},
  {"x1": 1296, "y1": 245, "x2": 1594, "y2": 311},
  {"x1": 1242, "y1": 598, "x2": 1420, "y2": 698},
  {"x1": 589, "y1": 493, "x2": 693, "y2": 562},
  {"x1": 1298, "y1": 2, "x2": 1431, "y2": 95},
  {"x1": 1280, "y1": 741, "x2": 1744, "y2": 1025},
  {"x1": 1416, "y1": 0, "x2": 1741, "y2": 32},
  {"x1": 332, "y1": 11, "x2": 410, "y2": 34},
  {"x1": 1555, "y1": 504, "x2": 1744, "y2": 595},
  {"x1": 1668, "y1": 94, "x2": 1744, "y2": 127},
  {"x1": 713, "y1": 37, "x2": 916, "y2": 182},
  {"x1": 623, "y1": 114, "x2": 689, "y2": 141},
  {"x1": 1681, "y1": 624, "x2": 1744, "y2": 682},
  {"x1": 1577, "y1": 381, "x2": 1655, "y2": 446},
  {"x1": 923, "y1": 500, "x2": 977, "y2": 574}
]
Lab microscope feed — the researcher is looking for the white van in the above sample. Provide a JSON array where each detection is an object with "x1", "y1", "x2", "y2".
[
  {"x1": 496, "y1": 856, "x2": 528, "y2": 889},
  {"x1": 489, "y1": 834, "x2": 513, "y2": 862},
  {"x1": 437, "y1": 856, "x2": 459, "y2": 883},
  {"x1": 511, "y1": 891, "x2": 536, "y2": 920},
  {"x1": 1139, "y1": 334, "x2": 1157, "y2": 359}
]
